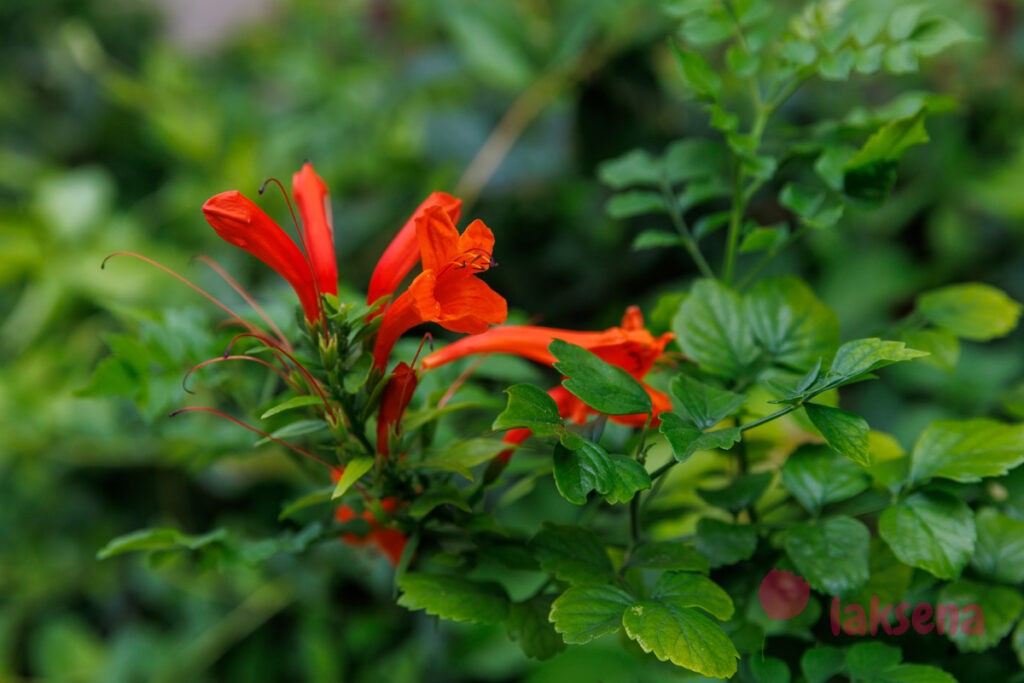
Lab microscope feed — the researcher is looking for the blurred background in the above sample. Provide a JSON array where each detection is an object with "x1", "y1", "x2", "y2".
[{"x1": 2, "y1": 0, "x2": 1024, "y2": 680}]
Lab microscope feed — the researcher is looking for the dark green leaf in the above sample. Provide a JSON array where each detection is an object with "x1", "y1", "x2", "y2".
[
  {"x1": 746, "y1": 276, "x2": 840, "y2": 372},
  {"x1": 530, "y1": 523, "x2": 615, "y2": 585},
  {"x1": 917, "y1": 283, "x2": 1022, "y2": 341},
  {"x1": 695, "y1": 519, "x2": 757, "y2": 568},
  {"x1": 549, "y1": 584, "x2": 634, "y2": 644},
  {"x1": 632, "y1": 230, "x2": 683, "y2": 250},
  {"x1": 782, "y1": 445, "x2": 871, "y2": 515},
  {"x1": 663, "y1": 139, "x2": 724, "y2": 183},
  {"x1": 550, "y1": 339, "x2": 652, "y2": 416},
  {"x1": 784, "y1": 516, "x2": 870, "y2": 594},
  {"x1": 408, "y1": 486, "x2": 472, "y2": 518},
  {"x1": 779, "y1": 184, "x2": 825, "y2": 217},
  {"x1": 622, "y1": 602, "x2": 739, "y2": 678},
  {"x1": 506, "y1": 595, "x2": 565, "y2": 660},
  {"x1": 846, "y1": 642, "x2": 902, "y2": 679},
  {"x1": 697, "y1": 471, "x2": 772, "y2": 512},
  {"x1": 673, "y1": 279, "x2": 760, "y2": 380},
  {"x1": 668, "y1": 374, "x2": 746, "y2": 429},
  {"x1": 397, "y1": 573, "x2": 508, "y2": 624},
  {"x1": 938, "y1": 579, "x2": 1023, "y2": 652},
  {"x1": 493, "y1": 384, "x2": 562, "y2": 436},
  {"x1": 971, "y1": 507, "x2": 1024, "y2": 584},
  {"x1": 909, "y1": 419, "x2": 1024, "y2": 484},
  {"x1": 418, "y1": 438, "x2": 510, "y2": 479},
  {"x1": 602, "y1": 452, "x2": 652, "y2": 505},
  {"x1": 628, "y1": 542, "x2": 708, "y2": 573},
  {"x1": 660, "y1": 413, "x2": 741, "y2": 462},
  {"x1": 651, "y1": 572, "x2": 734, "y2": 620},
  {"x1": 750, "y1": 656, "x2": 791, "y2": 683},
  {"x1": 801, "y1": 646, "x2": 846, "y2": 683},
  {"x1": 804, "y1": 403, "x2": 871, "y2": 466},
  {"x1": 878, "y1": 491, "x2": 975, "y2": 580},
  {"x1": 740, "y1": 225, "x2": 788, "y2": 254},
  {"x1": 278, "y1": 486, "x2": 334, "y2": 521},
  {"x1": 97, "y1": 527, "x2": 227, "y2": 560},
  {"x1": 606, "y1": 191, "x2": 667, "y2": 219}
]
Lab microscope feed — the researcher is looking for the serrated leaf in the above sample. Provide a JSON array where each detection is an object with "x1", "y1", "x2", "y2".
[
  {"x1": 632, "y1": 230, "x2": 683, "y2": 250},
  {"x1": 652, "y1": 572, "x2": 734, "y2": 620},
  {"x1": 549, "y1": 584, "x2": 635, "y2": 644},
  {"x1": 668, "y1": 374, "x2": 747, "y2": 430},
  {"x1": 530, "y1": 523, "x2": 614, "y2": 585},
  {"x1": 782, "y1": 445, "x2": 871, "y2": 515},
  {"x1": 824, "y1": 338, "x2": 928, "y2": 386},
  {"x1": 938, "y1": 579, "x2": 1023, "y2": 653},
  {"x1": 909, "y1": 419, "x2": 1024, "y2": 484},
  {"x1": 602, "y1": 452, "x2": 652, "y2": 504},
  {"x1": 97, "y1": 527, "x2": 227, "y2": 560},
  {"x1": 673, "y1": 279, "x2": 760, "y2": 380},
  {"x1": 552, "y1": 441, "x2": 649, "y2": 505},
  {"x1": 784, "y1": 516, "x2": 870, "y2": 594},
  {"x1": 260, "y1": 394, "x2": 324, "y2": 419},
  {"x1": 607, "y1": 191, "x2": 667, "y2": 219},
  {"x1": 598, "y1": 149, "x2": 662, "y2": 189},
  {"x1": 746, "y1": 276, "x2": 840, "y2": 372},
  {"x1": 660, "y1": 414, "x2": 740, "y2": 461},
  {"x1": 397, "y1": 573, "x2": 508, "y2": 624},
  {"x1": 550, "y1": 339, "x2": 651, "y2": 416},
  {"x1": 628, "y1": 543, "x2": 708, "y2": 573},
  {"x1": 917, "y1": 283, "x2": 1022, "y2": 341},
  {"x1": 623, "y1": 602, "x2": 739, "y2": 678},
  {"x1": 695, "y1": 519, "x2": 757, "y2": 568},
  {"x1": 506, "y1": 595, "x2": 565, "y2": 660},
  {"x1": 971, "y1": 507, "x2": 1024, "y2": 584},
  {"x1": 697, "y1": 471, "x2": 772, "y2": 512},
  {"x1": 332, "y1": 457, "x2": 374, "y2": 499},
  {"x1": 878, "y1": 491, "x2": 975, "y2": 580},
  {"x1": 493, "y1": 384, "x2": 562, "y2": 436},
  {"x1": 805, "y1": 403, "x2": 871, "y2": 466}
]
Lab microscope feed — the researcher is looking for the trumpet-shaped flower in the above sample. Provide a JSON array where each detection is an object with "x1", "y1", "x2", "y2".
[
  {"x1": 371, "y1": 205, "x2": 507, "y2": 368},
  {"x1": 376, "y1": 362, "x2": 418, "y2": 456},
  {"x1": 202, "y1": 162, "x2": 337, "y2": 324}
]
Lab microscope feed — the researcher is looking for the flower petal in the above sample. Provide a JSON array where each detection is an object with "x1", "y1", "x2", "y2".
[
  {"x1": 292, "y1": 162, "x2": 338, "y2": 297},
  {"x1": 416, "y1": 205, "x2": 462, "y2": 273},
  {"x1": 432, "y1": 275, "x2": 507, "y2": 333}
]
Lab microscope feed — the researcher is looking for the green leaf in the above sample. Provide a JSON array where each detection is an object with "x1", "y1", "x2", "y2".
[
  {"x1": 901, "y1": 328, "x2": 960, "y2": 372},
  {"x1": 824, "y1": 338, "x2": 928, "y2": 386},
  {"x1": 549, "y1": 584, "x2": 635, "y2": 644},
  {"x1": 668, "y1": 374, "x2": 746, "y2": 429},
  {"x1": 671, "y1": 46, "x2": 721, "y2": 100},
  {"x1": 651, "y1": 572, "x2": 734, "y2": 620},
  {"x1": 801, "y1": 646, "x2": 846, "y2": 683},
  {"x1": 550, "y1": 339, "x2": 652, "y2": 416},
  {"x1": 663, "y1": 139, "x2": 725, "y2": 183},
  {"x1": 971, "y1": 507, "x2": 1024, "y2": 584},
  {"x1": 622, "y1": 602, "x2": 739, "y2": 678},
  {"x1": 909, "y1": 419, "x2": 1024, "y2": 484},
  {"x1": 632, "y1": 230, "x2": 683, "y2": 250},
  {"x1": 506, "y1": 595, "x2": 565, "y2": 660},
  {"x1": 878, "y1": 491, "x2": 975, "y2": 580},
  {"x1": 843, "y1": 113, "x2": 929, "y2": 201},
  {"x1": 397, "y1": 573, "x2": 508, "y2": 625},
  {"x1": 779, "y1": 183, "x2": 825, "y2": 217},
  {"x1": 418, "y1": 438, "x2": 510, "y2": 479},
  {"x1": 278, "y1": 486, "x2": 334, "y2": 521},
  {"x1": 627, "y1": 542, "x2": 708, "y2": 573},
  {"x1": 910, "y1": 17, "x2": 973, "y2": 58},
  {"x1": 782, "y1": 445, "x2": 871, "y2": 515},
  {"x1": 552, "y1": 441, "x2": 650, "y2": 505},
  {"x1": 260, "y1": 394, "x2": 324, "y2": 419},
  {"x1": 331, "y1": 457, "x2": 374, "y2": 499},
  {"x1": 408, "y1": 485, "x2": 472, "y2": 518},
  {"x1": 804, "y1": 403, "x2": 871, "y2": 466},
  {"x1": 697, "y1": 471, "x2": 772, "y2": 512},
  {"x1": 530, "y1": 523, "x2": 615, "y2": 585},
  {"x1": 784, "y1": 516, "x2": 870, "y2": 594},
  {"x1": 97, "y1": 527, "x2": 227, "y2": 560},
  {"x1": 695, "y1": 519, "x2": 757, "y2": 568},
  {"x1": 846, "y1": 642, "x2": 902, "y2": 679},
  {"x1": 659, "y1": 414, "x2": 741, "y2": 462},
  {"x1": 673, "y1": 279, "x2": 760, "y2": 380},
  {"x1": 598, "y1": 149, "x2": 662, "y2": 189},
  {"x1": 606, "y1": 191, "x2": 667, "y2": 219},
  {"x1": 917, "y1": 283, "x2": 1022, "y2": 341},
  {"x1": 602, "y1": 453, "x2": 653, "y2": 505},
  {"x1": 740, "y1": 225, "x2": 788, "y2": 254},
  {"x1": 1014, "y1": 619, "x2": 1024, "y2": 669},
  {"x1": 746, "y1": 276, "x2": 840, "y2": 372},
  {"x1": 938, "y1": 579, "x2": 1024, "y2": 652},
  {"x1": 750, "y1": 656, "x2": 791, "y2": 683},
  {"x1": 493, "y1": 384, "x2": 562, "y2": 436}
]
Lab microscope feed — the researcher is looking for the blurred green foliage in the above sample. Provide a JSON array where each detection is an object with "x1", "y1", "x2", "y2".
[{"x1": 3, "y1": 0, "x2": 1024, "y2": 680}]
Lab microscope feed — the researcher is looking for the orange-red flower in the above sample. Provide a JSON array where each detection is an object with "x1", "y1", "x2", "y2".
[
  {"x1": 367, "y1": 192, "x2": 462, "y2": 307},
  {"x1": 202, "y1": 162, "x2": 337, "y2": 324},
  {"x1": 422, "y1": 306, "x2": 674, "y2": 427},
  {"x1": 376, "y1": 362, "x2": 418, "y2": 456},
  {"x1": 335, "y1": 498, "x2": 407, "y2": 567},
  {"x1": 371, "y1": 205, "x2": 507, "y2": 369}
]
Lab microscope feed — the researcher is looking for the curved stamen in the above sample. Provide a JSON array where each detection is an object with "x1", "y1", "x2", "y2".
[
  {"x1": 102, "y1": 251, "x2": 267, "y2": 339},
  {"x1": 193, "y1": 255, "x2": 292, "y2": 352},
  {"x1": 223, "y1": 332, "x2": 334, "y2": 417},
  {"x1": 169, "y1": 406, "x2": 332, "y2": 468},
  {"x1": 437, "y1": 355, "x2": 488, "y2": 409},
  {"x1": 182, "y1": 354, "x2": 298, "y2": 395}
]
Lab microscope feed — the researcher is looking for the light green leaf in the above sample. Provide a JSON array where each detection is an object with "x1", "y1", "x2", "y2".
[
  {"x1": 746, "y1": 276, "x2": 840, "y2": 372},
  {"x1": 917, "y1": 283, "x2": 1022, "y2": 341},
  {"x1": 782, "y1": 445, "x2": 871, "y2": 515},
  {"x1": 97, "y1": 527, "x2": 227, "y2": 560},
  {"x1": 506, "y1": 595, "x2": 565, "y2": 660},
  {"x1": 549, "y1": 584, "x2": 635, "y2": 644},
  {"x1": 663, "y1": 139, "x2": 725, "y2": 183},
  {"x1": 418, "y1": 438, "x2": 511, "y2": 479},
  {"x1": 622, "y1": 602, "x2": 739, "y2": 678},
  {"x1": 651, "y1": 572, "x2": 734, "y2": 620},
  {"x1": 939, "y1": 579, "x2": 1023, "y2": 652},
  {"x1": 779, "y1": 183, "x2": 825, "y2": 217},
  {"x1": 397, "y1": 573, "x2": 508, "y2": 624},
  {"x1": 824, "y1": 338, "x2": 928, "y2": 386},
  {"x1": 672, "y1": 46, "x2": 721, "y2": 100},
  {"x1": 627, "y1": 543, "x2": 708, "y2": 573},
  {"x1": 971, "y1": 507, "x2": 1024, "y2": 584},
  {"x1": 901, "y1": 328, "x2": 960, "y2": 372},
  {"x1": 607, "y1": 191, "x2": 667, "y2": 219},
  {"x1": 598, "y1": 149, "x2": 662, "y2": 189},
  {"x1": 260, "y1": 394, "x2": 324, "y2": 419},
  {"x1": 673, "y1": 279, "x2": 760, "y2": 380},
  {"x1": 530, "y1": 523, "x2": 615, "y2": 585},
  {"x1": 668, "y1": 374, "x2": 746, "y2": 429},
  {"x1": 695, "y1": 519, "x2": 757, "y2": 568},
  {"x1": 750, "y1": 656, "x2": 791, "y2": 683},
  {"x1": 909, "y1": 419, "x2": 1024, "y2": 484},
  {"x1": 332, "y1": 457, "x2": 373, "y2": 499},
  {"x1": 493, "y1": 384, "x2": 562, "y2": 436},
  {"x1": 740, "y1": 225, "x2": 788, "y2": 254},
  {"x1": 878, "y1": 491, "x2": 975, "y2": 579},
  {"x1": 804, "y1": 403, "x2": 871, "y2": 466},
  {"x1": 784, "y1": 516, "x2": 870, "y2": 594},
  {"x1": 551, "y1": 339, "x2": 652, "y2": 416},
  {"x1": 632, "y1": 230, "x2": 683, "y2": 250},
  {"x1": 847, "y1": 112, "x2": 930, "y2": 168}
]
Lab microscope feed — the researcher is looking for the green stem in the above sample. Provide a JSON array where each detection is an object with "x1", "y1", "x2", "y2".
[{"x1": 663, "y1": 180, "x2": 715, "y2": 279}]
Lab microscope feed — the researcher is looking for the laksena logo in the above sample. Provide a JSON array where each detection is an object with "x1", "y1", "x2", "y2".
[{"x1": 758, "y1": 569, "x2": 986, "y2": 637}]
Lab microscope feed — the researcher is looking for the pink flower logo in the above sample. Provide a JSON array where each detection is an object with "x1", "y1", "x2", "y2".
[{"x1": 759, "y1": 569, "x2": 811, "y2": 620}]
